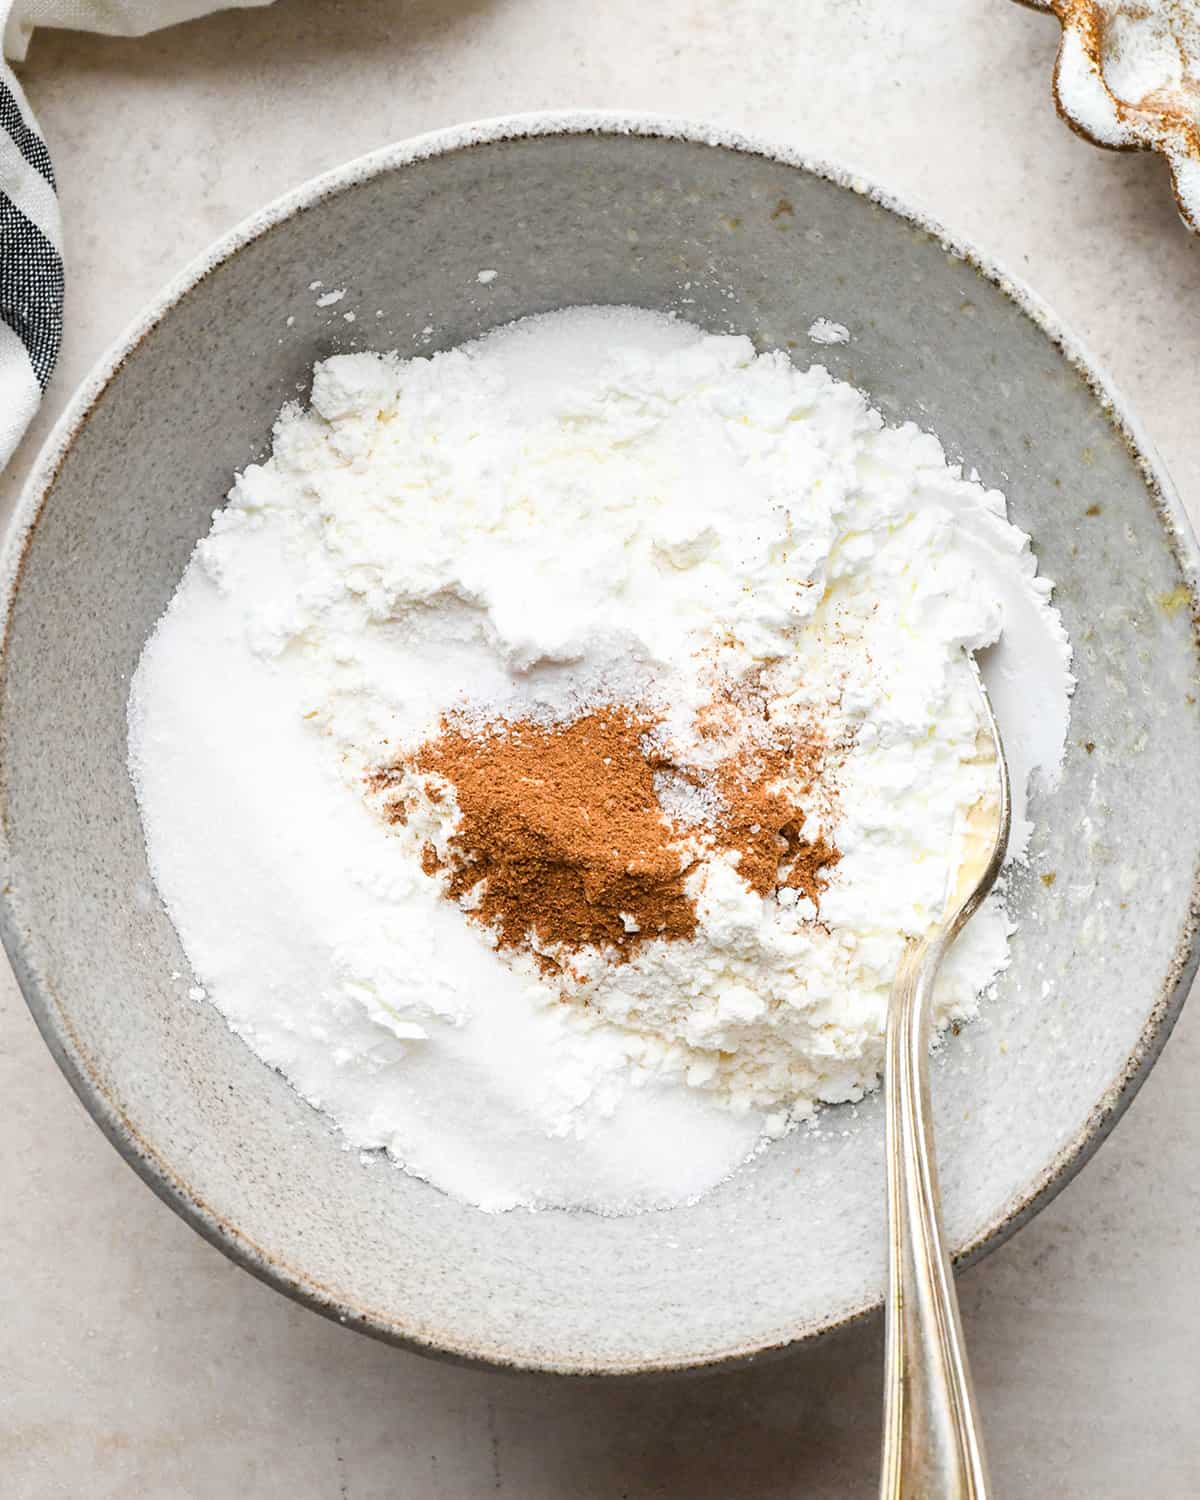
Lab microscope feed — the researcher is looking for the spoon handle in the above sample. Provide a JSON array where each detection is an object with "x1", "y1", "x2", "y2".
[{"x1": 880, "y1": 932, "x2": 992, "y2": 1500}]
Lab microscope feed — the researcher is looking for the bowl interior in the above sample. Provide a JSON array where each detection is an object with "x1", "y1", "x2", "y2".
[{"x1": 2, "y1": 126, "x2": 1197, "y2": 1374}]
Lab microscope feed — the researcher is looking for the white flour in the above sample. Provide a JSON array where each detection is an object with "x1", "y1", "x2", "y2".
[
  {"x1": 807, "y1": 317, "x2": 850, "y2": 345},
  {"x1": 128, "y1": 307, "x2": 1072, "y2": 1213}
]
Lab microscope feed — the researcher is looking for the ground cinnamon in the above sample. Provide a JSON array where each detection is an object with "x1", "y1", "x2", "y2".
[
  {"x1": 378, "y1": 710, "x2": 699, "y2": 961},
  {"x1": 712, "y1": 744, "x2": 841, "y2": 905},
  {"x1": 371, "y1": 703, "x2": 839, "y2": 966}
]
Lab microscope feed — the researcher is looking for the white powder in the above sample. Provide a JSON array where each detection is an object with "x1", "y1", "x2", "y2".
[
  {"x1": 128, "y1": 307, "x2": 1072, "y2": 1214},
  {"x1": 807, "y1": 317, "x2": 849, "y2": 345}
]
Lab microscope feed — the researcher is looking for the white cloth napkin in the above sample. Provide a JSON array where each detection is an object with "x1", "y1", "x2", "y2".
[{"x1": 0, "y1": 0, "x2": 273, "y2": 468}]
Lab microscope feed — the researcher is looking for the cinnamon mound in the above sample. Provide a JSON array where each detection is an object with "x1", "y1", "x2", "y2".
[
  {"x1": 372, "y1": 706, "x2": 840, "y2": 965},
  {"x1": 386, "y1": 710, "x2": 699, "y2": 958},
  {"x1": 714, "y1": 746, "x2": 841, "y2": 904}
]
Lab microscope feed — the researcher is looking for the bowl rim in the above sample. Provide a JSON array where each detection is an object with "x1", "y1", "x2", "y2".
[{"x1": 1, "y1": 110, "x2": 1197, "y2": 1377}]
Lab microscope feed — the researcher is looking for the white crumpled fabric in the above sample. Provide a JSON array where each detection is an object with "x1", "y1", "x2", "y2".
[{"x1": 0, "y1": 0, "x2": 275, "y2": 467}]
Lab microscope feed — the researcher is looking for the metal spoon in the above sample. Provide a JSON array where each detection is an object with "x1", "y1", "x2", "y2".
[{"x1": 880, "y1": 653, "x2": 1011, "y2": 1500}]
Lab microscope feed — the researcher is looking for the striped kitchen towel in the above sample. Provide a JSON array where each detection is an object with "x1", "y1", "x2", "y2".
[
  {"x1": 0, "y1": 40, "x2": 58, "y2": 468},
  {"x1": 0, "y1": 0, "x2": 273, "y2": 470}
]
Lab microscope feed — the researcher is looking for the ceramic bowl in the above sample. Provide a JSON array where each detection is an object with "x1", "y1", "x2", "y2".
[
  {"x1": 2, "y1": 116, "x2": 1197, "y2": 1375},
  {"x1": 1016, "y1": 0, "x2": 1200, "y2": 232}
]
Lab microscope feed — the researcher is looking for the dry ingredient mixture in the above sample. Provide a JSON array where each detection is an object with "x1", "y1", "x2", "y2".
[
  {"x1": 129, "y1": 306, "x2": 1072, "y2": 1213},
  {"x1": 370, "y1": 705, "x2": 838, "y2": 968}
]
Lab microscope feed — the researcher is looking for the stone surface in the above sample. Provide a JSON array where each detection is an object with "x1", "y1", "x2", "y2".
[{"x1": 0, "y1": 0, "x2": 1197, "y2": 1494}]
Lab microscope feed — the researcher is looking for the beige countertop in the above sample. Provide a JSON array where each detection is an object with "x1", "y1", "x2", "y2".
[{"x1": 2, "y1": 1, "x2": 1198, "y2": 1494}]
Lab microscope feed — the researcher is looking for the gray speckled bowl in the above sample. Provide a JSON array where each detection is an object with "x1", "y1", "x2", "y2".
[{"x1": 2, "y1": 116, "x2": 1198, "y2": 1376}]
